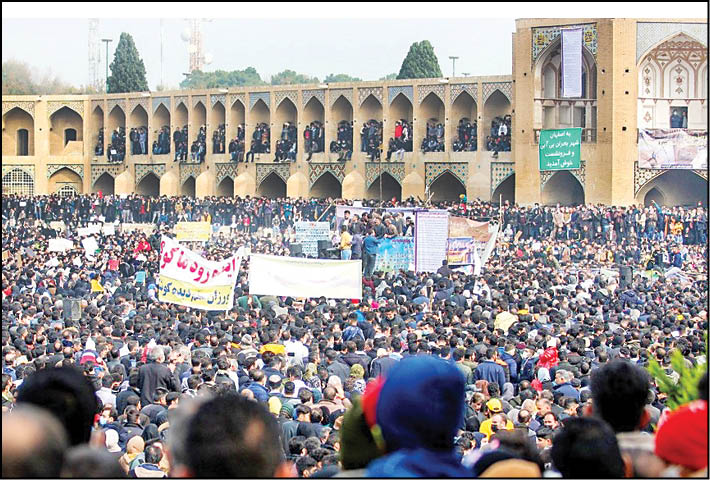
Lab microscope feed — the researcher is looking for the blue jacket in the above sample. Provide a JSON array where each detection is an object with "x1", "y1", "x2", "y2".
[
  {"x1": 363, "y1": 236, "x2": 381, "y2": 255},
  {"x1": 498, "y1": 349, "x2": 518, "y2": 383},
  {"x1": 247, "y1": 382, "x2": 270, "y2": 403},
  {"x1": 366, "y1": 448, "x2": 472, "y2": 477},
  {"x1": 474, "y1": 360, "x2": 506, "y2": 391},
  {"x1": 553, "y1": 382, "x2": 580, "y2": 401}
]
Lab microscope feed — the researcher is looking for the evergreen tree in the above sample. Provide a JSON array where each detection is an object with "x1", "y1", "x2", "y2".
[
  {"x1": 107, "y1": 32, "x2": 149, "y2": 93},
  {"x1": 324, "y1": 73, "x2": 362, "y2": 83},
  {"x1": 179, "y1": 68, "x2": 266, "y2": 89},
  {"x1": 396, "y1": 40, "x2": 442, "y2": 80},
  {"x1": 270, "y1": 69, "x2": 319, "y2": 85}
]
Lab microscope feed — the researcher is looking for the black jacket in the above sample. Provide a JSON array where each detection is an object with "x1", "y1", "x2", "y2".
[{"x1": 137, "y1": 362, "x2": 179, "y2": 407}]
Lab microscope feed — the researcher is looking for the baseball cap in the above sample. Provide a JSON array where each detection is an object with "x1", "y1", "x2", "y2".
[
  {"x1": 654, "y1": 400, "x2": 708, "y2": 471},
  {"x1": 486, "y1": 398, "x2": 503, "y2": 413}
]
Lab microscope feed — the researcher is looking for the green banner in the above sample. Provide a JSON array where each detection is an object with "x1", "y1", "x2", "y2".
[{"x1": 539, "y1": 128, "x2": 581, "y2": 171}]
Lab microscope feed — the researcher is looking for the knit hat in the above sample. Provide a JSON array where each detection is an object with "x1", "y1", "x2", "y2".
[
  {"x1": 654, "y1": 400, "x2": 708, "y2": 471},
  {"x1": 375, "y1": 355, "x2": 465, "y2": 452},
  {"x1": 350, "y1": 364, "x2": 365, "y2": 380}
]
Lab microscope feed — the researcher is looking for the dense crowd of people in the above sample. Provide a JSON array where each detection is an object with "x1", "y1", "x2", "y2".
[
  {"x1": 453, "y1": 119, "x2": 478, "y2": 152},
  {"x1": 421, "y1": 121, "x2": 445, "y2": 153},
  {"x1": 1, "y1": 190, "x2": 708, "y2": 478},
  {"x1": 487, "y1": 115, "x2": 512, "y2": 157},
  {"x1": 275, "y1": 123, "x2": 298, "y2": 163},
  {"x1": 360, "y1": 120, "x2": 383, "y2": 161}
]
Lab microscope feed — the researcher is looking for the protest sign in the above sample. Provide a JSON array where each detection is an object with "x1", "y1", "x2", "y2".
[
  {"x1": 374, "y1": 237, "x2": 414, "y2": 273},
  {"x1": 121, "y1": 223, "x2": 156, "y2": 235},
  {"x1": 101, "y1": 224, "x2": 115, "y2": 236},
  {"x1": 638, "y1": 129, "x2": 707, "y2": 169},
  {"x1": 415, "y1": 210, "x2": 449, "y2": 272},
  {"x1": 294, "y1": 222, "x2": 331, "y2": 257},
  {"x1": 249, "y1": 254, "x2": 362, "y2": 299},
  {"x1": 158, "y1": 235, "x2": 242, "y2": 310},
  {"x1": 48, "y1": 238, "x2": 74, "y2": 252},
  {"x1": 175, "y1": 222, "x2": 211, "y2": 242},
  {"x1": 539, "y1": 128, "x2": 581, "y2": 171},
  {"x1": 81, "y1": 237, "x2": 99, "y2": 258},
  {"x1": 447, "y1": 222, "x2": 499, "y2": 268},
  {"x1": 49, "y1": 221, "x2": 66, "y2": 232},
  {"x1": 77, "y1": 224, "x2": 101, "y2": 237}
]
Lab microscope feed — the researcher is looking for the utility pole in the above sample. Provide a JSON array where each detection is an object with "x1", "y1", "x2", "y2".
[
  {"x1": 102, "y1": 38, "x2": 113, "y2": 93},
  {"x1": 449, "y1": 56, "x2": 459, "y2": 78}
]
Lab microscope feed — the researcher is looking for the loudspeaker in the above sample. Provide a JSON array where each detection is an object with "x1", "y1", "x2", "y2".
[
  {"x1": 289, "y1": 243, "x2": 303, "y2": 257},
  {"x1": 317, "y1": 240, "x2": 332, "y2": 259},
  {"x1": 63, "y1": 299, "x2": 82, "y2": 321},
  {"x1": 618, "y1": 265, "x2": 633, "y2": 288}
]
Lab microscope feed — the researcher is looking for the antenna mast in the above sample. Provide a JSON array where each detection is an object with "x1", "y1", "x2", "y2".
[{"x1": 88, "y1": 19, "x2": 101, "y2": 91}]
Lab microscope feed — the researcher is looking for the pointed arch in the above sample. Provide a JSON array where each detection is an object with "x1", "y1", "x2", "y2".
[
  {"x1": 92, "y1": 171, "x2": 115, "y2": 195},
  {"x1": 310, "y1": 171, "x2": 342, "y2": 199},
  {"x1": 210, "y1": 100, "x2": 226, "y2": 154},
  {"x1": 2, "y1": 106, "x2": 35, "y2": 156},
  {"x1": 418, "y1": 92, "x2": 446, "y2": 149},
  {"x1": 230, "y1": 98, "x2": 245, "y2": 139},
  {"x1": 137, "y1": 172, "x2": 160, "y2": 197},
  {"x1": 91, "y1": 105, "x2": 104, "y2": 156},
  {"x1": 303, "y1": 96, "x2": 325, "y2": 125},
  {"x1": 107, "y1": 104, "x2": 126, "y2": 141},
  {"x1": 366, "y1": 172, "x2": 402, "y2": 201},
  {"x1": 275, "y1": 97, "x2": 297, "y2": 129},
  {"x1": 2, "y1": 168, "x2": 34, "y2": 196},
  {"x1": 216, "y1": 176, "x2": 234, "y2": 197},
  {"x1": 48, "y1": 166, "x2": 83, "y2": 195},
  {"x1": 181, "y1": 175, "x2": 196, "y2": 197},
  {"x1": 429, "y1": 171, "x2": 465, "y2": 202},
  {"x1": 257, "y1": 171, "x2": 287, "y2": 199},
  {"x1": 542, "y1": 171, "x2": 585, "y2": 206},
  {"x1": 49, "y1": 106, "x2": 83, "y2": 156},
  {"x1": 534, "y1": 37, "x2": 597, "y2": 99},
  {"x1": 360, "y1": 94, "x2": 383, "y2": 126},
  {"x1": 389, "y1": 92, "x2": 413, "y2": 123},
  {"x1": 192, "y1": 101, "x2": 207, "y2": 143},
  {"x1": 635, "y1": 170, "x2": 707, "y2": 207},
  {"x1": 491, "y1": 173, "x2": 515, "y2": 204},
  {"x1": 154, "y1": 103, "x2": 170, "y2": 130}
]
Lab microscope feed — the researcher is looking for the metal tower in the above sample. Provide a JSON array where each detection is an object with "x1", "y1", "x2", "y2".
[
  {"x1": 88, "y1": 19, "x2": 101, "y2": 91},
  {"x1": 182, "y1": 19, "x2": 213, "y2": 73}
]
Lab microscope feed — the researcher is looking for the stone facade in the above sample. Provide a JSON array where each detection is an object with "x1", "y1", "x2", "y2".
[{"x1": 2, "y1": 18, "x2": 706, "y2": 206}]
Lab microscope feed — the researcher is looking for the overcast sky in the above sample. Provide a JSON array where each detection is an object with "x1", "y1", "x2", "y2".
[{"x1": 2, "y1": 3, "x2": 707, "y2": 91}]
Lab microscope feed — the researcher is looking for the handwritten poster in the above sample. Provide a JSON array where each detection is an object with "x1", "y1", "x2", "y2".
[
  {"x1": 175, "y1": 222, "x2": 211, "y2": 242},
  {"x1": 159, "y1": 236, "x2": 243, "y2": 310},
  {"x1": 638, "y1": 129, "x2": 707, "y2": 169},
  {"x1": 539, "y1": 128, "x2": 581, "y2": 171},
  {"x1": 561, "y1": 27, "x2": 583, "y2": 98},
  {"x1": 414, "y1": 209, "x2": 449, "y2": 273}
]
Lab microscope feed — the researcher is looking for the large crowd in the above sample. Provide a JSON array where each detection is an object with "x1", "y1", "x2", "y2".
[{"x1": 1, "y1": 191, "x2": 708, "y2": 478}]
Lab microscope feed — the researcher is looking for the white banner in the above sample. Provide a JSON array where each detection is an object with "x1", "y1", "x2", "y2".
[
  {"x1": 78, "y1": 224, "x2": 102, "y2": 237},
  {"x1": 102, "y1": 224, "x2": 115, "y2": 236},
  {"x1": 159, "y1": 236, "x2": 243, "y2": 310},
  {"x1": 248, "y1": 254, "x2": 362, "y2": 299},
  {"x1": 562, "y1": 27, "x2": 583, "y2": 98},
  {"x1": 81, "y1": 236, "x2": 99, "y2": 259},
  {"x1": 48, "y1": 238, "x2": 74, "y2": 252},
  {"x1": 415, "y1": 209, "x2": 450, "y2": 273}
]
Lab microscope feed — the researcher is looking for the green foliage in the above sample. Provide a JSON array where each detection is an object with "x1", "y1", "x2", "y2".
[
  {"x1": 647, "y1": 334, "x2": 708, "y2": 411},
  {"x1": 107, "y1": 32, "x2": 149, "y2": 93},
  {"x1": 270, "y1": 69, "x2": 319, "y2": 86},
  {"x1": 379, "y1": 73, "x2": 398, "y2": 81},
  {"x1": 397, "y1": 40, "x2": 442, "y2": 80},
  {"x1": 323, "y1": 73, "x2": 362, "y2": 83},
  {"x1": 2, "y1": 59, "x2": 92, "y2": 95},
  {"x1": 179, "y1": 67, "x2": 266, "y2": 89}
]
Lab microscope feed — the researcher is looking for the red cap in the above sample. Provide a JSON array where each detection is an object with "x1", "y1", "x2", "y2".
[
  {"x1": 361, "y1": 376, "x2": 385, "y2": 429},
  {"x1": 654, "y1": 400, "x2": 708, "y2": 471}
]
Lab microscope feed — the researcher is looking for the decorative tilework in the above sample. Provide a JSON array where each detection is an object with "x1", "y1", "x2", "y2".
[
  {"x1": 308, "y1": 163, "x2": 346, "y2": 186},
  {"x1": 47, "y1": 100, "x2": 84, "y2": 118},
  {"x1": 358, "y1": 87, "x2": 383, "y2": 106},
  {"x1": 425, "y1": 162, "x2": 469, "y2": 187},
  {"x1": 388, "y1": 86, "x2": 414, "y2": 105},
  {"x1": 91, "y1": 164, "x2": 122, "y2": 186},
  {"x1": 91, "y1": 100, "x2": 104, "y2": 113},
  {"x1": 540, "y1": 161, "x2": 586, "y2": 189},
  {"x1": 229, "y1": 93, "x2": 246, "y2": 109},
  {"x1": 450, "y1": 84, "x2": 478, "y2": 105},
  {"x1": 211, "y1": 94, "x2": 226, "y2": 108},
  {"x1": 46, "y1": 164, "x2": 84, "y2": 180},
  {"x1": 637, "y1": 22, "x2": 707, "y2": 63},
  {"x1": 256, "y1": 163, "x2": 292, "y2": 186},
  {"x1": 107, "y1": 98, "x2": 125, "y2": 115},
  {"x1": 532, "y1": 23, "x2": 597, "y2": 64},
  {"x1": 303, "y1": 89, "x2": 326, "y2": 108},
  {"x1": 330, "y1": 88, "x2": 353, "y2": 107},
  {"x1": 490, "y1": 162, "x2": 515, "y2": 198},
  {"x1": 365, "y1": 162, "x2": 405, "y2": 188},
  {"x1": 192, "y1": 95, "x2": 206, "y2": 108},
  {"x1": 274, "y1": 90, "x2": 298, "y2": 109},
  {"x1": 693, "y1": 169, "x2": 708, "y2": 181},
  {"x1": 152, "y1": 97, "x2": 170, "y2": 113},
  {"x1": 417, "y1": 85, "x2": 445, "y2": 104},
  {"x1": 2, "y1": 101, "x2": 35, "y2": 118},
  {"x1": 180, "y1": 163, "x2": 202, "y2": 185},
  {"x1": 175, "y1": 96, "x2": 188, "y2": 109},
  {"x1": 482, "y1": 82, "x2": 513, "y2": 104},
  {"x1": 135, "y1": 163, "x2": 166, "y2": 184},
  {"x1": 249, "y1": 92, "x2": 270, "y2": 111},
  {"x1": 128, "y1": 97, "x2": 149, "y2": 114},
  {"x1": 214, "y1": 163, "x2": 238, "y2": 184},
  {"x1": 634, "y1": 161, "x2": 708, "y2": 195},
  {"x1": 2, "y1": 164, "x2": 34, "y2": 179}
]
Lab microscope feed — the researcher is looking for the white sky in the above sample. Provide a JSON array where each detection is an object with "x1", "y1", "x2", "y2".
[{"x1": 2, "y1": 3, "x2": 707, "y2": 91}]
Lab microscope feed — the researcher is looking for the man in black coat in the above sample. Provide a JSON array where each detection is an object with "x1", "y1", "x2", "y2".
[{"x1": 137, "y1": 346, "x2": 179, "y2": 407}]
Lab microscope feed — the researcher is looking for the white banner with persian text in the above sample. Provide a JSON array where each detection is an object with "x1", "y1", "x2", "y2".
[
  {"x1": 414, "y1": 209, "x2": 450, "y2": 273},
  {"x1": 248, "y1": 254, "x2": 362, "y2": 299},
  {"x1": 158, "y1": 235, "x2": 243, "y2": 310},
  {"x1": 562, "y1": 27, "x2": 583, "y2": 98}
]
